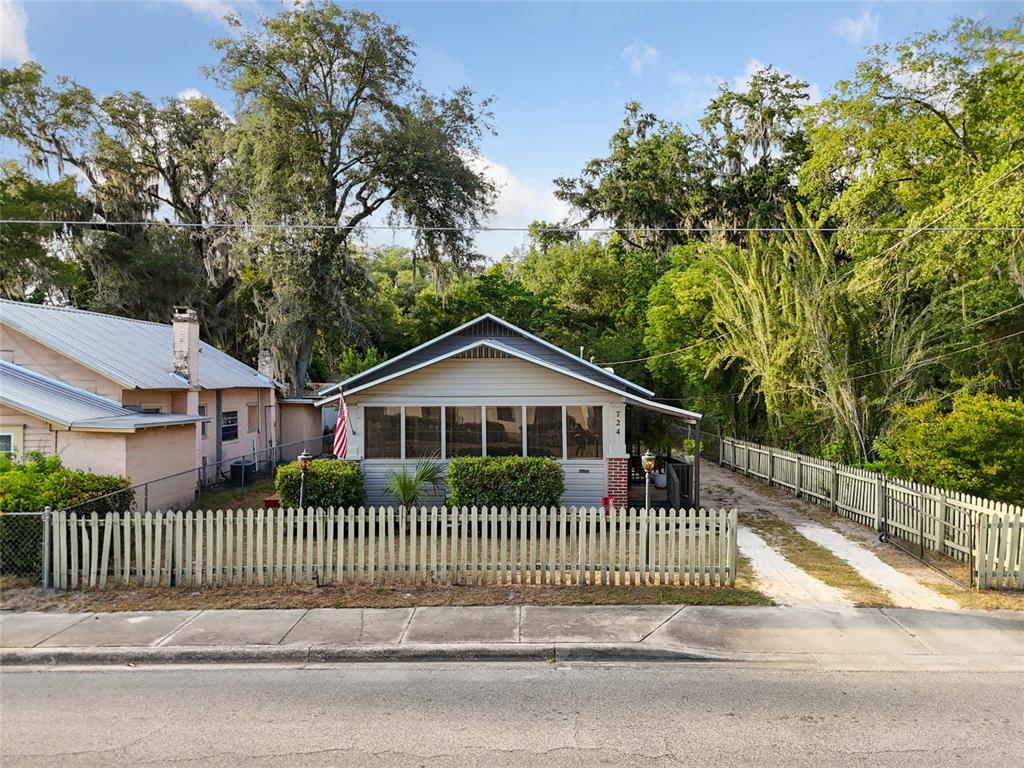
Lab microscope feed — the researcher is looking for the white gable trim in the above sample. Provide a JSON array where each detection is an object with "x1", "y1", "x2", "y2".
[
  {"x1": 316, "y1": 312, "x2": 655, "y2": 398},
  {"x1": 314, "y1": 338, "x2": 701, "y2": 423}
]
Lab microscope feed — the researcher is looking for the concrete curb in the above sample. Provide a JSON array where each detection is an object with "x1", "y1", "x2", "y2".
[{"x1": 0, "y1": 642, "x2": 723, "y2": 667}]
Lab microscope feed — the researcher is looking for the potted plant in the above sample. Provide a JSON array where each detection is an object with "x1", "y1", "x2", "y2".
[{"x1": 643, "y1": 420, "x2": 674, "y2": 489}]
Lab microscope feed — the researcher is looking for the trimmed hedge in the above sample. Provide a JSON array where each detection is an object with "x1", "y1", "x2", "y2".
[
  {"x1": 447, "y1": 456, "x2": 565, "y2": 509},
  {"x1": 0, "y1": 453, "x2": 131, "y2": 577},
  {"x1": 275, "y1": 458, "x2": 364, "y2": 509}
]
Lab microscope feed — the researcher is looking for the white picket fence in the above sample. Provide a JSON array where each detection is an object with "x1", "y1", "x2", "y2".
[
  {"x1": 48, "y1": 506, "x2": 738, "y2": 591},
  {"x1": 720, "y1": 437, "x2": 1023, "y2": 590}
]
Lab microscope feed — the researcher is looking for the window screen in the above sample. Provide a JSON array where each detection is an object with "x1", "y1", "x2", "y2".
[
  {"x1": 221, "y1": 411, "x2": 239, "y2": 442},
  {"x1": 405, "y1": 406, "x2": 441, "y2": 458},
  {"x1": 445, "y1": 406, "x2": 482, "y2": 457},
  {"x1": 247, "y1": 404, "x2": 258, "y2": 433},
  {"x1": 486, "y1": 406, "x2": 523, "y2": 456},
  {"x1": 565, "y1": 406, "x2": 602, "y2": 458},
  {"x1": 198, "y1": 404, "x2": 208, "y2": 438},
  {"x1": 364, "y1": 406, "x2": 401, "y2": 458},
  {"x1": 0, "y1": 434, "x2": 13, "y2": 457},
  {"x1": 527, "y1": 406, "x2": 562, "y2": 458}
]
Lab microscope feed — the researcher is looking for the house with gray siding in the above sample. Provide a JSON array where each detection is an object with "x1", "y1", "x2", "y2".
[{"x1": 316, "y1": 314, "x2": 701, "y2": 507}]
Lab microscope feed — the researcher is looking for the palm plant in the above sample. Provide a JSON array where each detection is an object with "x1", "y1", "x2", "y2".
[{"x1": 384, "y1": 456, "x2": 445, "y2": 507}]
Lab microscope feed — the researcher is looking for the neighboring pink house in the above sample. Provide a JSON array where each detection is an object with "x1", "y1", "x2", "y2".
[{"x1": 0, "y1": 299, "x2": 322, "y2": 507}]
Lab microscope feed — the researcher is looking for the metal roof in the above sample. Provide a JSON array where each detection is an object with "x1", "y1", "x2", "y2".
[
  {"x1": 0, "y1": 360, "x2": 208, "y2": 432},
  {"x1": 316, "y1": 328, "x2": 702, "y2": 424},
  {"x1": 318, "y1": 314, "x2": 658, "y2": 401},
  {"x1": 0, "y1": 299, "x2": 273, "y2": 391}
]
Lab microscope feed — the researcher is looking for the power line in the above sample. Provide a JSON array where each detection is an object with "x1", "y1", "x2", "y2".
[
  {"x1": 1, "y1": 219, "x2": 1024, "y2": 234},
  {"x1": 847, "y1": 328, "x2": 1024, "y2": 382},
  {"x1": 601, "y1": 156, "x2": 1024, "y2": 366}
]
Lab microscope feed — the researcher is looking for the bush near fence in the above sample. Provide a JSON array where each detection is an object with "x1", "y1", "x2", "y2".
[
  {"x1": 0, "y1": 453, "x2": 130, "y2": 577},
  {"x1": 448, "y1": 456, "x2": 565, "y2": 509},
  {"x1": 275, "y1": 459, "x2": 363, "y2": 509}
]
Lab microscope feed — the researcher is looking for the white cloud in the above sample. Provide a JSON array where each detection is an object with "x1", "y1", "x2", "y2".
[
  {"x1": 177, "y1": 88, "x2": 206, "y2": 101},
  {"x1": 832, "y1": 9, "x2": 880, "y2": 45},
  {"x1": 470, "y1": 154, "x2": 569, "y2": 229},
  {"x1": 621, "y1": 41, "x2": 659, "y2": 76},
  {"x1": 180, "y1": 0, "x2": 237, "y2": 27},
  {"x1": 1, "y1": 0, "x2": 30, "y2": 64}
]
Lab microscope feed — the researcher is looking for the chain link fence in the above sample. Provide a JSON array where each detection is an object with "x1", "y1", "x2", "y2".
[{"x1": 0, "y1": 435, "x2": 332, "y2": 585}]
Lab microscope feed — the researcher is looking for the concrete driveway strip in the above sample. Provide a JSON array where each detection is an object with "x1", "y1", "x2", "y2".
[
  {"x1": 38, "y1": 611, "x2": 199, "y2": 647},
  {"x1": 160, "y1": 609, "x2": 307, "y2": 646},
  {"x1": 403, "y1": 606, "x2": 518, "y2": 644},
  {"x1": 737, "y1": 527, "x2": 852, "y2": 608},
  {"x1": 281, "y1": 608, "x2": 413, "y2": 645},
  {"x1": 0, "y1": 612, "x2": 93, "y2": 648},
  {"x1": 521, "y1": 605, "x2": 679, "y2": 643},
  {"x1": 792, "y1": 521, "x2": 958, "y2": 610},
  {"x1": 647, "y1": 605, "x2": 930, "y2": 655}
]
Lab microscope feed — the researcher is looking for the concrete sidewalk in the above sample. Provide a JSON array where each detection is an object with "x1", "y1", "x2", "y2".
[{"x1": 3, "y1": 605, "x2": 1023, "y2": 670}]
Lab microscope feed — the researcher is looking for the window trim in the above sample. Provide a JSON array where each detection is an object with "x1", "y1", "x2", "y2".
[
  {"x1": 221, "y1": 410, "x2": 239, "y2": 443},
  {"x1": 0, "y1": 432, "x2": 15, "y2": 458},
  {"x1": 198, "y1": 404, "x2": 208, "y2": 439},
  {"x1": 246, "y1": 402, "x2": 258, "y2": 434}
]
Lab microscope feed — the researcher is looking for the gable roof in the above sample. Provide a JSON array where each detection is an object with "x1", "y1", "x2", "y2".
[
  {"x1": 319, "y1": 314, "x2": 654, "y2": 398},
  {"x1": 316, "y1": 314, "x2": 701, "y2": 423},
  {"x1": 0, "y1": 360, "x2": 208, "y2": 432},
  {"x1": 0, "y1": 299, "x2": 273, "y2": 391}
]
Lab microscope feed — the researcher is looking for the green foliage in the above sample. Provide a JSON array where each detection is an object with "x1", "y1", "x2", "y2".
[
  {"x1": 871, "y1": 393, "x2": 1024, "y2": 505},
  {"x1": 0, "y1": 453, "x2": 131, "y2": 576},
  {"x1": 274, "y1": 459, "x2": 363, "y2": 509},
  {"x1": 384, "y1": 457, "x2": 446, "y2": 507},
  {"x1": 447, "y1": 457, "x2": 565, "y2": 509}
]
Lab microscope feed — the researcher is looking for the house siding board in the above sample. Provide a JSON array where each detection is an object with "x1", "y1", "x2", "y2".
[
  {"x1": 0, "y1": 299, "x2": 273, "y2": 391},
  {"x1": 1, "y1": 325, "x2": 122, "y2": 400},
  {"x1": 351, "y1": 357, "x2": 615, "y2": 401},
  {"x1": 0, "y1": 404, "x2": 54, "y2": 455},
  {"x1": 361, "y1": 458, "x2": 606, "y2": 507},
  {"x1": 339, "y1": 317, "x2": 650, "y2": 399}
]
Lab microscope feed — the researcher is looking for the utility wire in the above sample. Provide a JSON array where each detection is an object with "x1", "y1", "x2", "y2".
[
  {"x1": 846, "y1": 328, "x2": 1024, "y2": 382},
  {"x1": 601, "y1": 157, "x2": 1024, "y2": 366},
  {"x1": 1, "y1": 219, "x2": 1023, "y2": 234}
]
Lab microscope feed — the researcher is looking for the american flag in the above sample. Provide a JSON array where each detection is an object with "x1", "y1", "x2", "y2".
[{"x1": 332, "y1": 397, "x2": 348, "y2": 458}]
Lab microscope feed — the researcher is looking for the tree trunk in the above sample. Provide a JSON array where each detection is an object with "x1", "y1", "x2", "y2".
[{"x1": 292, "y1": 324, "x2": 317, "y2": 396}]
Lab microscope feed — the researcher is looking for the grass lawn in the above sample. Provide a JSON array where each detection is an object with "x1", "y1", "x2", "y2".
[
  {"x1": 195, "y1": 478, "x2": 278, "y2": 511},
  {"x1": 0, "y1": 551, "x2": 772, "y2": 612}
]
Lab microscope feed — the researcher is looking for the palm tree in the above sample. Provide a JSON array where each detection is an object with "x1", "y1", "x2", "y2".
[{"x1": 384, "y1": 456, "x2": 445, "y2": 507}]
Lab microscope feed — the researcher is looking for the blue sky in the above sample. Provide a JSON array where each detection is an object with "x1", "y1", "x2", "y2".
[{"x1": 2, "y1": 1, "x2": 1018, "y2": 256}]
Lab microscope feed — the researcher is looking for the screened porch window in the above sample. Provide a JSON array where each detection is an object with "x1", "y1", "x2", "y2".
[
  {"x1": 526, "y1": 406, "x2": 562, "y2": 457},
  {"x1": 566, "y1": 406, "x2": 602, "y2": 458},
  {"x1": 405, "y1": 406, "x2": 441, "y2": 458},
  {"x1": 365, "y1": 406, "x2": 401, "y2": 458},
  {"x1": 446, "y1": 406, "x2": 482, "y2": 457},
  {"x1": 486, "y1": 406, "x2": 522, "y2": 456}
]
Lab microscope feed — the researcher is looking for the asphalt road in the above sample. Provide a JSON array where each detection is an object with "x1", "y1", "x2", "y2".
[{"x1": 1, "y1": 663, "x2": 1020, "y2": 767}]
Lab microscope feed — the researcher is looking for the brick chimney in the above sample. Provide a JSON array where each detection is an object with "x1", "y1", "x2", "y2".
[
  {"x1": 257, "y1": 349, "x2": 274, "y2": 382},
  {"x1": 172, "y1": 307, "x2": 200, "y2": 386}
]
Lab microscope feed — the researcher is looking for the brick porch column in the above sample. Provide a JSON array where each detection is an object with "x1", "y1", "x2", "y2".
[{"x1": 607, "y1": 457, "x2": 628, "y2": 508}]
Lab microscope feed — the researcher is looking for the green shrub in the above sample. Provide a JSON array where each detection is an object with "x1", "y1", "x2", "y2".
[
  {"x1": 0, "y1": 453, "x2": 131, "y2": 576},
  {"x1": 447, "y1": 456, "x2": 565, "y2": 508},
  {"x1": 275, "y1": 459, "x2": 364, "y2": 508},
  {"x1": 871, "y1": 392, "x2": 1024, "y2": 506}
]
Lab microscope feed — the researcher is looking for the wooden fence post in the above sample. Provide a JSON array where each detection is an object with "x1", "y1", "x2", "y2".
[
  {"x1": 717, "y1": 428, "x2": 723, "y2": 466},
  {"x1": 874, "y1": 475, "x2": 885, "y2": 532},
  {"x1": 743, "y1": 444, "x2": 750, "y2": 477},
  {"x1": 794, "y1": 455, "x2": 802, "y2": 498},
  {"x1": 935, "y1": 495, "x2": 947, "y2": 554},
  {"x1": 766, "y1": 447, "x2": 774, "y2": 487}
]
